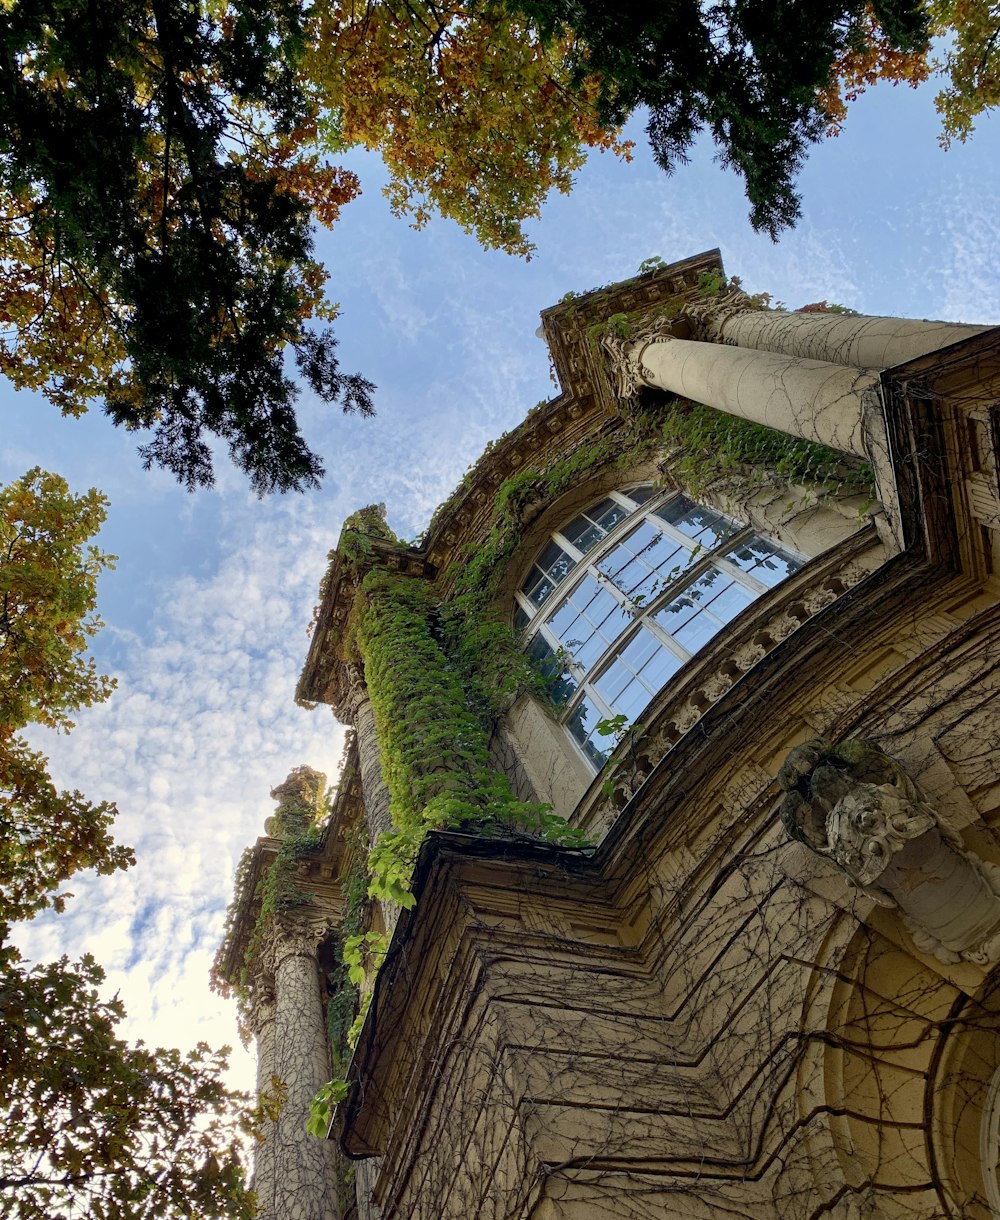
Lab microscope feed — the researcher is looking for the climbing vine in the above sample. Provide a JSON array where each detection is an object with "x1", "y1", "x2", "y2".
[
  {"x1": 323, "y1": 824, "x2": 370, "y2": 1071},
  {"x1": 304, "y1": 295, "x2": 876, "y2": 1140},
  {"x1": 657, "y1": 400, "x2": 872, "y2": 497},
  {"x1": 355, "y1": 570, "x2": 586, "y2": 909}
]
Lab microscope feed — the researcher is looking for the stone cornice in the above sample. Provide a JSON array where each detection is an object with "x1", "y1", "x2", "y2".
[
  {"x1": 539, "y1": 248, "x2": 725, "y2": 410},
  {"x1": 297, "y1": 539, "x2": 434, "y2": 712}
]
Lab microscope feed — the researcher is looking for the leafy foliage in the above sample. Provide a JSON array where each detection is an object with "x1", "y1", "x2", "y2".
[
  {"x1": 354, "y1": 571, "x2": 584, "y2": 907},
  {"x1": 0, "y1": 468, "x2": 256, "y2": 1218},
  {"x1": 927, "y1": 0, "x2": 1000, "y2": 143},
  {"x1": 512, "y1": 0, "x2": 929, "y2": 235},
  {"x1": 0, "y1": 469, "x2": 132, "y2": 923},
  {"x1": 0, "y1": 0, "x2": 373, "y2": 493},
  {"x1": 0, "y1": 945, "x2": 256, "y2": 1220},
  {"x1": 822, "y1": 0, "x2": 1000, "y2": 145},
  {"x1": 303, "y1": 0, "x2": 630, "y2": 257},
  {"x1": 657, "y1": 400, "x2": 873, "y2": 497}
]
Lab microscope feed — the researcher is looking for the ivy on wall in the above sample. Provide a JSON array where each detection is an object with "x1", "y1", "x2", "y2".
[
  {"x1": 656, "y1": 399, "x2": 873, "y2": 497},
  {"x1": 355, "y1": 569, "x2": 587, "y2": 910},
  {"x1": 291, "y1": 317, "x2": 878, "y2": 1134}
]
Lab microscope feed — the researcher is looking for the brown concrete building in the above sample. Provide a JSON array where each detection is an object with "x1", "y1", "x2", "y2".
[{"x1": 218, "y1": 250, "x2": 1000, "y2": 1219}]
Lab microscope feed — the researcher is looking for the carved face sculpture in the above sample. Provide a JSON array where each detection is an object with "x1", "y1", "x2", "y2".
[
  {"x1": 824, "y1": 781, "x2": 936, "y2": 887},
  {"x1": 824, "y1": 789, "x2": 895, "y2": 886}
]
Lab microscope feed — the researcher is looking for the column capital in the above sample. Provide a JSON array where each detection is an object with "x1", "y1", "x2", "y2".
[
  {"x1": 680, "y1": 285, "x2": 761, "y2": 341},
  {"x1": 602, "y1": 314, "x2": 689, "y2": 399},
  {"x1": 258, "y1": 909, "x2": 335, "y2": 977}
]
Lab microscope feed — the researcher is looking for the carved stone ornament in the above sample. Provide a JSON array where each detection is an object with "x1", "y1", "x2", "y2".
[
  {"x1": 257, "y1": 910, "x2": 333, "y2": 978},
  {"x1": 779, "y1": 738, "x2": 1000, "y2": 965},
  {"x1": 601, "y1": 314, "x2": 689, "y2": 400},
  {"x1": 333, "y1": 662, "x2": 370, "y2": 727},
  {"x1": 246, "y1": 981, "x2": 277, "y2": 1035},
  {"x1": 680, "y1": 286, "x2": 759, "y2": 342}
]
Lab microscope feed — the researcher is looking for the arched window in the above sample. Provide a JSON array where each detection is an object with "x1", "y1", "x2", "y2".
[{"x1": 515, "y1": 486, "x2": 804, "y2": 767}]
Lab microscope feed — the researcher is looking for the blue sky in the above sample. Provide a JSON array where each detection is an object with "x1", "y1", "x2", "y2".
[{"x1": 3, "y1": 75, "x2": 999, "y2": 1091}]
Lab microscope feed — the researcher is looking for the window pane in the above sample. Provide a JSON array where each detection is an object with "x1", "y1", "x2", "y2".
[
  {"x1": 598, "y1": 522, "x2": 689, "y2": 602},
  {"x1": 562, "y1": 503, "x2": 610, "y2": 548},
  {"x1": 723, "y1": 536, "x2": 802, "y2": 586},
  {"x1": 545, "y1": 575, "x2": 631, "y2": 670},
  {"x1": 636, "y1": 642, "x2": 683, "y2": 692},
  {"x1": 562, "y1": 497, "x2": 632, "y2": 555},
  {"x1": 591, "y1": 499, "x2": 630, "y2": 534},
  {"x1": 594, "y1": 657, "x2": 632, "y2": 704},
  {"x1": 527, "y1": 634, "x2": 576, "y2": 704},
  {"x1": 654, "y1": 495, "x2": 738, "y2": 548},
  {"x1": 514, "y1": 604, "x2": 529, "y2": 633},
  {"x1": 593, "y1": 628, "x2": 681, "y2": 724},
  {"x1": 525, "y1": 571, "x2": 556, "y2": 607},
  {"x1": 520, "y1": 492, "x2": 803, "y2": 773},
  {"x1": 522, "y1": 540, "x2": 577, "y2": 609},
  {"x1": 538, "y1": 540, "x2": 576, "y2": 584},
  {"x1": 547, "y1": 598, "x2": 582, "y2": 641},
  {"x1": 625, "y1": 484, "x2": 656, "y2": 504},
  {"x1": 567, "y1": 696, "x2": 612, "y2": 767},
  {"x1": 570, "y1": 522, "x2": 605, "y2": 554},
  {"x1": 655, "y1": 565, "x2": 756, "y2": 653}
]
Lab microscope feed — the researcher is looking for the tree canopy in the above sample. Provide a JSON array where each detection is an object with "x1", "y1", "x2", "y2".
[
  {"x1": 511, "y1": 0, "x2": 929, "y2": 236},
  {"x1": 1, "y1": 0, "x2": 373, "y2": 493},
  {"x1": 0, "y1": 469, "x2": 255, "y2": 1218},
  {"x1": 0, "y1": 948, "x2": 256, "y2": 1220},
  {"x1": 5, "y1": 0, "x2": 994, "y2": 490},
  {"x1": 0, "y1": 468, "x2": 131, "y2": 921},
  {"x1": 302, "y1": 0, "x2": 630, "y2": 257},
  {"x1": 823, "y1": 0, "x2": 1000, "y2": 145}
]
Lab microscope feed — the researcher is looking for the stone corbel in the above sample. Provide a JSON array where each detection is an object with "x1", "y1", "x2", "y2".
[{"x1": 779, "y1": 738, "x2": 1000, "y2": 965}]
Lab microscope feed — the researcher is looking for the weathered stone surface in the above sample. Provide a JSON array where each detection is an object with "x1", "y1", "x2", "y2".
[{"x1": 229, "y1": 258, "x2": 1000, "y2": 1219}]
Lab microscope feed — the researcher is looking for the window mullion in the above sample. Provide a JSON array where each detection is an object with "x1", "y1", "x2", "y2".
[
  {"x1": 513, "y1": 589, "x2": 535, "y2": 622},
  {"x1": 551, "y1": 532, "x2": 585, "y2": 563},
  {"x1": 642, "y1": 614, "x2": 691, "y2": 662},
  {"x1": 576, "y1": 683, "x2": 617, "y2": 725}
]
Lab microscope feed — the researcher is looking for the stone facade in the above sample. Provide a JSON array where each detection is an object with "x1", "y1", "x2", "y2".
[{"x1": 222, "y1": 251, "x2": 1000, "y2": 1218}]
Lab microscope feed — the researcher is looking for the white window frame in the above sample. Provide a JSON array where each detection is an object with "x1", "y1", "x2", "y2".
[{"x1": 516, "y1": 486, "x2": 804, "y2": 769}]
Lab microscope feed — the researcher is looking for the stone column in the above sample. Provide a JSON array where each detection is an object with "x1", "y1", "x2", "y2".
[
  {"x1": 628, "y1": 335, "x2": 877, "y2": 457},
  {"x1": 354, "y1": 1159, "x2": 385, "y2": 1220},
  {"x1": 249, "y1": 987, "x2": 278, "y2": 1211},
  {"x1": 688, "y1": 295, "x2": 989, "y2": 369},
  {"x1": 258, "y1": 915, "x2": 340, "y2": 1220}
]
